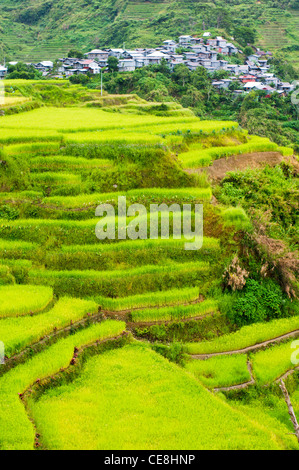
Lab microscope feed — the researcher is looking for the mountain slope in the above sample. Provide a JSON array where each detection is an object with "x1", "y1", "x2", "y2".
[{"x1": 0, "y1": 0, "x2": 298, "y2": 63}]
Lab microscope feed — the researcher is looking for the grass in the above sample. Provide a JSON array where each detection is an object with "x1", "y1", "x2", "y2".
[
  {"x1": 0, "y1": 107, "x2": 198, "y2": 132},
  {"x1": 28, "y1": 342, "x2": 290, "y2": 450},
  {"x1": 94, "y1": 286, "x2": 201, "y2": 311},
  {"x1": 42, "y1": 188, "x2": 212, "y2": 209},
  {"x1": 30, "y1": 172, "x2": 82, "y2": 187},
  {"x1": 29, "y1": 156, "x2": 113, "y2": 172},
  {"x1": 186, "y1": 354, "x2": 250, "y2": 389},
  {"x1": 252, "y1": 340, "x2": 298, "y2": 385},
  {"x1": 0, "y1": 320, "x2": 126, "y2": 450},
  {"x1": 130, "y1": 299, "x2": 218, "y2": 323},
  {"x1": 27, "y1": 262, "x2": 212, "y2": 298},
  {"x1": 0, "y1": 285, "x2": 53, "y2": 318},
  {"x1": 0, "y1": 107, "x2": 236, "y2": 136},
  {"x1": 0, "y1": 297, "x2": 98, "y2": 357},
  {"x1": 0, "y1": 96, "x2": 30, "y2": 108},
  {"x1": 0, "y1": 239, "x2": 37, "y2": 260},
  {"x1": 0, "y1": 106, "x2": 237, "y2": 147},
  {"x1": 185, "y1": 315, "x2": 299, "y2": 355},
  {"x1": 0, "y1": 129, "x2": 61, "y2": 144},
  {"x1": 0, "y1": 189, "x2": 212, "y2": 210},
  {"x1": 4, "y1": 142, "x2": 61, "y2": 157},
  {"x1": 1, "y1": 86, "x2": 294, "y2": 450},
  {"x1": 43, "y1": 237, "x2": 220, "y2": 271},
  {"x1": 221, "y1": 207, "x2": 252, "y2": 231}
]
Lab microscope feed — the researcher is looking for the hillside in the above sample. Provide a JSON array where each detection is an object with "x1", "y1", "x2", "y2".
[
  {"x1": 0, "y1": 0, "x2": 298, "y2": 66},
  {"x1": 0, "y1": 82, "x2": 298, "y2": 449}
]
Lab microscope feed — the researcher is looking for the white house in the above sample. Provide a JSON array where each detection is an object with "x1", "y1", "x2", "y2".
[
  {"x1": 179, "y1": 35, "x2": 193, "y2": 46},
  {"x1": 144, "y1": 51, "x2": 170, "y2": 65},
  {"x1": 87, "y1": 50, "x2": 109, "y2": 61},
  {"x1": 118, "y1": 59, "x2": 136, "y2": 72},
  {"x1": 79, "y1": 60, "x2": 100, "y2": 74},
  {"x1": 212, "y1": 80, "x2": 231, "y2": 90},
  {"x1": 108, "y1": 49, "x2": 124, "y2": 59},
  {"x1": 163, "y1": 40, "x2": 177, "y2": 53},
  {"x1": 0, "y1": 66, "x2": 7, "y2": 79}
]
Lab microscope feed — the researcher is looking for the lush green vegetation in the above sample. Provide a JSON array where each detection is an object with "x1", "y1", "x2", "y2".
[
  {"x1": 99, "y1": 64, "x2": 299, "y2": 149},
  {"x1": 0, "y1": 297, "x2": 98, "y2": 357},
  {"x1": 216, "y1": 165, "x2": 299, "y2": 247},
  {"x1": 0, "y1": 82, "x2": 298, "y2": 450},
  {"x1": 28, "y1": 343, "x2": 293, "y2": 450},
  {"x1": 0, "y1": 285, "x2": 53, "y2": 318},
  {"x1": 186, "y1": 354, "x2": 250, "y2": 389},
  {"x1": 0, "y1": 321, "x2": 126, "y2": 450},
  {"x1": 130, "y1": 299, "x2": 218, "y2": 323},
  {"x1": 0, "y1": 0, "x2": 298, "y2": 70},
  {"x1": 27, "y1": 262, "x2": 212, "y2": 298},
  {"x1": 95, "y1": 286, "x2": 201, "y2": 311},
  {"x1": 252, "y1": 339, "x2": 298, "y2": 385},
  {"x1": 185, "y1": 315, "x2": 299, "y2": 355}
]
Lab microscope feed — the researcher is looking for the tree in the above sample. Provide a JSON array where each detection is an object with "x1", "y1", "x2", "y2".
[
  {"x1": 107, "y1": 56, "x2": 119, "y2": 73},
  {"x1": 69, "y1": 74, "x2": 90, "y2": 85},
  {"x1": 243, "y1": 46, "x2": 254, "y2": 57},
  {"x1": 6, "y1": 62, "x2": 42, "y2": 80},
  {"x1": 192, "y1": 66, "x2": 209, "y2": 89},
  {"x1": 233, "y1": 26, "x2": 257, "y2": 47},
  {"x1": 172, "y1": 64, "x2": 191, "y2": 88},
  {"x1": 68, "y1": 49, "x2": 84, "y2": 59}
]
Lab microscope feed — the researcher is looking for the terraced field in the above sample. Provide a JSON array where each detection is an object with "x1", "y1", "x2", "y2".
[
  {"x1": 0, "y1": 81, "x2": 298, "y2": 450},
  {"x1": 257, "y1": 10, "x2": 299, "y2": 70}
]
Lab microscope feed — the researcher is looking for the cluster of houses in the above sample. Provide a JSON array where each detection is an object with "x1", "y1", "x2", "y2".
[{"x1": 0, "y1": 33, "x2": 295, "y2": 95}]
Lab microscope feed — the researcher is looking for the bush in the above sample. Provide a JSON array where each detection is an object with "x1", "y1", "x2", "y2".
[
  {"x1": 228, "y1": 279, "x2": 286, "y2": 326},
  {"x1": 0, "y1": 265, "x2": 15, "y2": 286},
  {"x1": 0, "y1": 205, "x2": 20, "y2": 220},
  {"x1": 151, "y1": 342, "x2": 187, "y2": 366}
]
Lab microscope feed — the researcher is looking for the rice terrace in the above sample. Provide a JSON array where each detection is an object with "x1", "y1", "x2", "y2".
[{"x1": 0, "y1": 79, "x2": 298, "y2": 451}]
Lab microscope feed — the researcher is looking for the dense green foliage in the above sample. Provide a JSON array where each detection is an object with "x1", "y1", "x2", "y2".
[
  {"x1": 28, "y1": 343, "x2": 293, "y2": 450},
  {"x1": 229, "y1": 279, "x2": 289, "y2": 326},
  {"x1": 0, "y1": 0, "x2": 298, "y2": 69},
  {"x1": 216, "y1": 165, "x2": 299, "y2": 246},
  {"x1": 0, "y1": 83, "x2": 298, "y2": 450}
]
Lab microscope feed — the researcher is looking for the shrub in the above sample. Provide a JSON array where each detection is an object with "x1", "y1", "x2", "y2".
[
  {"x1": 228, "y1": 279, "x2": 286, "y2": 326},
  {"x1": 0, "y1": 205, "x2": 20, "y2": 220},
  {"x1": 0, "y1": 265, "x2": 15, "y2": 286}
]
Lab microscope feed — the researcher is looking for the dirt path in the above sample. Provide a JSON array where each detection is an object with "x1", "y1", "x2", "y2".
[
  {"x1": 275, "y1": 365, "x2": 299, "y2": 383},
  {"x1": 1, "y1": 309, "x2": 105, "y2": 375},
  {"x1": 190, "y1": 329, "x2": 299, "y2": 359},
  {"x1": 186, "y1": 152, "x2": 298, "y2": 183},
  {"x1": 212, "y1": 362, "x2": 299, "y2": 393}
]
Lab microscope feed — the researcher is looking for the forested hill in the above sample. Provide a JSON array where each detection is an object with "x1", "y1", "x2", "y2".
[{"x1": 0, "y1": 0, "x2": 298, "y2": 65}]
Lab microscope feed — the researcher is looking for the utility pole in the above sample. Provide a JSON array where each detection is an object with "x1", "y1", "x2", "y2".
[{"x1": 0, "y1": 44, "x2": 4, "y2": 66}]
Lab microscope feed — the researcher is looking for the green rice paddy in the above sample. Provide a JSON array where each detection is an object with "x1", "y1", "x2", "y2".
[{"x1": 0, "y1": 84, "x2": 298, "y2": 450}]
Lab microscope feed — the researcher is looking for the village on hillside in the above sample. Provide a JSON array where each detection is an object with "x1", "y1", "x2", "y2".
[{"x1": 0, "y1": 33, "x2": 295, "y2": 95}]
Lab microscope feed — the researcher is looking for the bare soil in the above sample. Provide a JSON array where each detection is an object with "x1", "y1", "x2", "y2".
[{"x1": 186, "y1": 152, "x2": 298, "y2": 183}]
